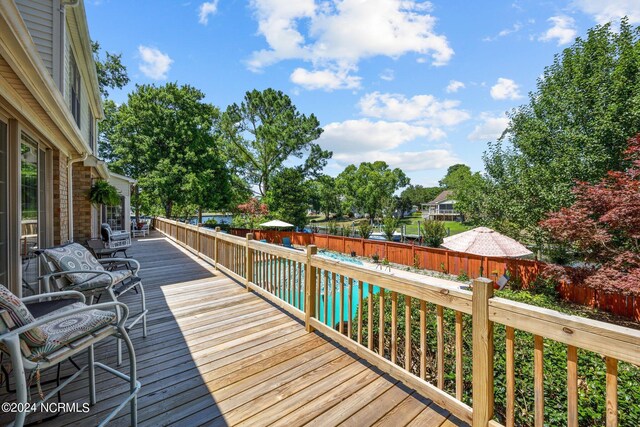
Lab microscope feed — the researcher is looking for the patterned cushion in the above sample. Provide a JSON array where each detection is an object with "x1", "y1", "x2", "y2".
[
  {"x1": 28, "y1": 302, "x2": 116, "y2": 361},
  {"x1": 69, "y1": 269, "x2": 132, "y2": 292},
  {"x1": 44, "y1": 243, "x2": 106, "y2": 285},
  {"x1": 0, "y1": 285, "x2": 48, "y2": 347}
]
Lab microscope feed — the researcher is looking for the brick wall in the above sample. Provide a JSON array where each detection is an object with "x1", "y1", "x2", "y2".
[
  {"x1": 52, "y1": 150, "x2": 68, "y2": 245},
  {"x1": 72, "y1": 164, "x2": 95, "y2": 242}
]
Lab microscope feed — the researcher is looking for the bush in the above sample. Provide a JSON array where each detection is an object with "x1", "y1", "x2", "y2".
[
  {"x1": 422, "y1": 220, "x2": 447, "y2": 247},
  {"x1": 382, "y1": 216, "x2": 399, "y2": 241},
  {"x1": 358, "y1": 221, "x2": 373, "y2": 239}
]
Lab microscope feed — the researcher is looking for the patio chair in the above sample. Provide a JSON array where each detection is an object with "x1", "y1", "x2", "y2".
[
  {"x1": 101, "y1": 223, "x2": 131, "y2": 257},
  {"x1": 132, "y1": 222, "x2": 149, "y2": 238},
  {"x1": 0, "y1": 285, "x2": 140, "y2": 427},
  {"x1": 282, "y1": 237, "x2": 292, "y2": 248},
  {"x1": 37, "y1": 243, "x2": 148, "y2": 366}
]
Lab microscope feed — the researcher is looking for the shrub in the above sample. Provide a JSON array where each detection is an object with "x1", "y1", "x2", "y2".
[
  {"x1": 358, "y1": 221, "x2": 373, "y2": 239},
  {"x1": 422, "y1": 220, "x2": 447, "y2": 247},
  {"x1": 382, "y1": 216, "x2": 399, "y2": 241}
]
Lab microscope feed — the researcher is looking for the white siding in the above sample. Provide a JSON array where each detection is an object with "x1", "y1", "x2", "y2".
[{"x1": 15, "y1": 0, "x2": 55, "y2": 76}]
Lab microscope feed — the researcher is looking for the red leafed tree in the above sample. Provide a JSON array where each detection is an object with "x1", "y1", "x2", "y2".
[
  {"x1": 237, "y1": 198, "x2": 269, "y2": 230},
  {"x1": 540, "y1": 134, "x2": 640, "y2": 295}
]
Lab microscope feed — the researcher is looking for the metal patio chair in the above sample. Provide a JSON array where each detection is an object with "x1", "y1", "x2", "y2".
[
  {"x1": 37, "y1": 243, "x2": 148, "y2": 365},
  {"x1": 0, "y1": 285, "x2": 140, "y2": 426},
  {"x1": 101, "y1": 223, "x2": 131, "y2": 257}
]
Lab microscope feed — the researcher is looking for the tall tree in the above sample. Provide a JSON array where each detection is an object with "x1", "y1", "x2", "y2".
[
  {"x1": 337, "y1": 161, "x2": 410, "y2": 220},
  {"x1": 264, "y1": 167, "x2": 310, "y2": 228},
  {"x1": 481, "y1": 19, "x2": 640, "y2": 241},
  {"x1": 439, "y1": 164, "x2": 471, "y2": 188},
  {"x1": 400, "y1": 185, "x2": 442, "y2": 207},
  {"x1": 104, "y1": 83, "x2": 231, "y2": 218},
  {"x1": 92, "y1": 41, "x2": 129, "y2": 98},
  {"x1": 309, "y1": 175, "x2": 342, "y2": 219},
  {"x1": 220, "y1": 89, "x2": 330, "y2": 196}
]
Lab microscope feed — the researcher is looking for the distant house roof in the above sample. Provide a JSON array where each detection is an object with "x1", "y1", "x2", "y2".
[{"x1": 427, "y1": 190, "x2": 454, "y2": 205}]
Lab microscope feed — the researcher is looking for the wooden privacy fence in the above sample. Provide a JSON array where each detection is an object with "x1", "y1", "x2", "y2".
[
  {"x1": 155, "y1": 217, "x2": 640, "y2": 427},
  {"x1": 228, "y1": 227, "x2": 640, "y2": 321}
]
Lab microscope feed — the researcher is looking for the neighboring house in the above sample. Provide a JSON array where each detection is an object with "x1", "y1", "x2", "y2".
[
  {"x1": 421, "y1": 190, "x2": 463, "y2": 222},
  {"x1": 0, "y1": 0, "x2": 127, "y2": 295},
  {"x1": 107, "y1": 172, "x2": 136, "y2": 232}
]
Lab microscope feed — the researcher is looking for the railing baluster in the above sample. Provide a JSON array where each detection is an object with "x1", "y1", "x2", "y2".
[
  {"x1": 437, "y1": 304, "x2": 444, "y2": 389},
  {"x1": 331, "y1": 272, "x2": 337, "y2": 330},
  {"x1": 534, "y1": 334, "x2": 544, "y2": 427},
  {"x1": 567, "y1": 345, "x2": 578, "y2": 427},
  {"x1": 455, "y1": 311, "x2": 463, "y2": 400},
  {"x1": 606, "y1": 356, "x2": 618, "y2": 427},
  {"x1": 420, "y1": 300, "x2": 426, "y2": 380},
  {"x1": 339, "y1": 274, "x2": 345, "y2": 335},
  {"x1": 391, "y1": 291, "x2": 398, "y2": 364},
  {"x1": 324, "y1": 269, "x2": 329, "y2": 325},
  {"x1": 379, "y1": 288, "x2": 385, "y2": 357},
  {"x1": 405, "y1": 295, "x2": 411, "y2": 372},
  {"x1": 506, "y1": 326, "x2": 516, "y2": 427},
  {"x1": 368, "y1": 283, "x2": 373, "y2": 350},
  {"x1": 304, "y1": 245, "x2": 317, "y2": 332},
  {"x1": 357, "y1": 280, "x2": 363, "y2": 344},
  {"x1": 347, "y1": 278, "x2": 353, "y2": 340}
]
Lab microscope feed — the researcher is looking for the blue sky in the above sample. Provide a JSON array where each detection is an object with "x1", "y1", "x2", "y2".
[{"x1": 86, "y1": 0, "x2": 640, "y2": 186}]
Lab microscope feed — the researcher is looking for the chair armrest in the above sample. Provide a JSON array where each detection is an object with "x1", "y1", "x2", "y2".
[
  {"x1": 39, "y1": 270, "x2": 115, "y2": 290},
  {"x1": 21, "y1": 290, "x2": 86, "y2": 304},
  {"x1": 98, "y1": 257, "x2": 140, "y2": 274},
  {"x1": 0, "y1": 301, "x2": 129, "y2": 340}
]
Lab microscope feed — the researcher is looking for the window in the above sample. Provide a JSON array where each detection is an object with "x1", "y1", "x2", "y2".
[
  {"x1": 0, "y1": 121, "x2": 7, "y2": 286},
  {"x1": 71, "y1": 54, "x2": 81, "y2": 128},
  {"x1": 103, "y1": 196, "x2": 125, "y2": 231}
]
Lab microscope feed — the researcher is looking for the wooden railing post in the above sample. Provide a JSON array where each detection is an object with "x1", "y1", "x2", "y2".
[
  {"x1": 305, "y1": 245, "x2": 318, "y2": 332},
  {"x1": 196, "y1": 223, "x2": 201, "y2": 256},
  {"x1": 472, "y1": 277, "x2": 495, "y2": 427},
  {"x1": 214, "y1": 227, "x2": 220, "y2": 269},
  {"x1": 245, "y1": 233, "x2": 254, "y2": 292}
]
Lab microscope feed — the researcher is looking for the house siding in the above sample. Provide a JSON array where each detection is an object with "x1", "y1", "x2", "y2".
[{"x1": 15, "y1": 0, "x2": 55, "y2": 77}]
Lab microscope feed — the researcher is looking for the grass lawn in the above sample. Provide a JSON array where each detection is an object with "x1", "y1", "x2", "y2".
[{"x1": 308, "y1": 212, "x2": 471, "y2": 236}]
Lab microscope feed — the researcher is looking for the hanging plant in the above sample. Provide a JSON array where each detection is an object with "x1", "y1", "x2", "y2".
[{"x1": 89, "y1": 180, "x2": 121, "y2": 206}]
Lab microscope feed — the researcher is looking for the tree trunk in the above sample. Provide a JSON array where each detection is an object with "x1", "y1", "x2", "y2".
[
  {"x1": 165, "y1": 200, "x2": 173, "y2": 219},
  {"x1": 198, "y1": 207, "x2": 203, "y2": 224}
]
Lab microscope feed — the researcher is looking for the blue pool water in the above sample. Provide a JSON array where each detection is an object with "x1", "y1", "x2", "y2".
[{"x1": 256, "y1": 251, "x2": 378, "y2": 327}]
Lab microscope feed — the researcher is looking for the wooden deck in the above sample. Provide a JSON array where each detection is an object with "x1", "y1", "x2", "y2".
[{"x1": 1, "y1": 233, "x2": 467, "y2": 426}]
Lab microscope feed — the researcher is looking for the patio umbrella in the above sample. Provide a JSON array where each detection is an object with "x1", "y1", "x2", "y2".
[
  {"x1": 441, "y1": 227, "x2": 532, "y2": 258},
  {"x1": 260, "y1": 219, "x2": 294, "y2": 228}
]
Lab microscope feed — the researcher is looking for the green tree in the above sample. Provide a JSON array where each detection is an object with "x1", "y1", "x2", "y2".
[
  {"x1": 104, "y1": 83, "x2": 231, "y2": 219},
  {"x1": 264, "y1": 168, "x2": 310, "y2": 229},
  {"x1": 92, "y1": 41, "x2": 129, "y2": 98},
  {"x1": 439, "y1": 164, "x2": 471, "y2": 188},
  {"x1": 421, "y1": 220, "x2": 447, "y2": 247},
  {"x1": 336, "y1": 161, "x2": 410, "y2": 220},
  {"x1": 220, "y1": 89, "x2": 330, "y2": 196},
  {"x1": 481, "y1": 19, "x2": 640, "y2": 243},
  {"x1": 382, "y1": 216, "x2": 399, "y2": 241},
  {"x1": 400, "y1": 185, "x2": 442, "y2": 207},
  {"x1": 309, "y1": 175, "x2": 342, "y2": 219}
]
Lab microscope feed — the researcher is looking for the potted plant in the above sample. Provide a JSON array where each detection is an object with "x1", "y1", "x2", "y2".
[
  {"x1": 371, "y1": 253, "x2": 380, "y2": 263},
  {"x1": 89, "y1": 180, "x2": 121, "y2": 206}
]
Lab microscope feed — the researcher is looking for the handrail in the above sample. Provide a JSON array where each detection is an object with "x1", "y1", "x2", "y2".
[{"x1": 153, "y1": 216, "x2": 639, "y2": 427}]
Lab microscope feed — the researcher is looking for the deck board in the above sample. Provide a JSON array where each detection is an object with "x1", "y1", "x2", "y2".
[{"x1": 0, "y1": 233, "x2": 467, "y2": 426}]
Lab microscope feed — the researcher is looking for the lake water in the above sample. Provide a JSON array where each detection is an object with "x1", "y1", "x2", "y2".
[{"x1": 188, "y1": 214, "x2": 232, "y2": 225}]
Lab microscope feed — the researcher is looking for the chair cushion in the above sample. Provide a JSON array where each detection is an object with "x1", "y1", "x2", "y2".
[
  {"x1": 28, "y1": 302, "x2": 116, "y2": 362},
  {"x1": 69, "y1": 269, "x2": 132, "y2": 292},
  {"x1": 44, "y1": 243, "x2": 106, "y2": 285},
  {"x1": 0, "y1": 285, "x2": 48, "y2": 347}
]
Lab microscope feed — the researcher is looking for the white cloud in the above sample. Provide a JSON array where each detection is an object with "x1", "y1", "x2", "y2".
[
  {"x1": 490, "y1": 77, "x2": 522, "y2": 100},
  {"x1": 198, "y1": 1, "x2": 219, "y2": 25},
  {"x1": 483, "y1": 23, "x2": 522, "y2": 41},
  {"x1": 319, "y1": 119, "x2": 445, "y2": 154},
  {"x1": 539, "y1": 16, "x2": 577, "y2": 45},
  {"x1": 290, "y1": 67, "x2": 361, "y2": 91},
  {"x1": 333, "y1": 149, "x2": 460, "y2": 171},
  {"x1": 358, "y1": 92, "x2": 470, "y2": 127},
  {"x1": 248, "y1": 0, "x2": 453, "y2": 89},
  {"x1": 446, "y1": 80, "x2": 465, "y2": 93},
  {"x1": 380, "y1": 69, "x2": 395, "y2": 81},
  {"x1": 573, "y1": 0, "x2": 640, "y2": 24},
  {"x1": 137, "y1": 46, "x2": 173, "y2": 80},
  {"x1": 468, "y1": 113, "x2": 509, "y2": 141}
]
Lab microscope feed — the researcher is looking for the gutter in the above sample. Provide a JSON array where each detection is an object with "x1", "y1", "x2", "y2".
[{"x1": 67, "y1": 153, "x2": 88, "y2": 242}]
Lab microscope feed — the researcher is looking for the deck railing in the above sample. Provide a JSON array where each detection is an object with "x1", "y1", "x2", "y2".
[{"x1": 154, "y1": 217, "x2": 640, "y2": 427}]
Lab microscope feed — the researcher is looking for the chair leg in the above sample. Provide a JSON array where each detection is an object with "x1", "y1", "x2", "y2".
[
  {"x1": 5, "y1": 336, "x2": 28, "y2": 427},
  {"x1": 107, "y1": 289, "x2": 123, "y2": 366},
  {"x1": 88, "y1": 345, "x2": 96, "y2": 405},
  {"x1": 139, "y1": 282, "x2": 147, "y2": 338},
  {"x1": 118, "y1": 324, "x2": 138, "y2": 427}
]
